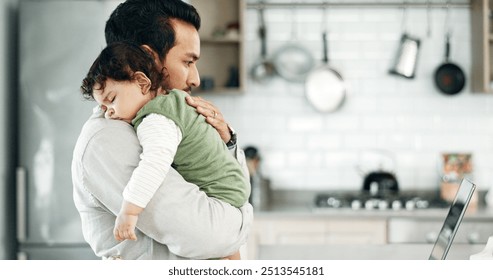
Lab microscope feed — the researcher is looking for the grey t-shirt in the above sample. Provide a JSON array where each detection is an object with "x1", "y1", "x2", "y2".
[{"x1": 72, "y1": 108, "x2": 253, "y2": 259}]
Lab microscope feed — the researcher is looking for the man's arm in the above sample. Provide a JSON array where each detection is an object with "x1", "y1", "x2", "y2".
[{"x1": 74, "y1": 118, "x2": 252, "y2": 259}]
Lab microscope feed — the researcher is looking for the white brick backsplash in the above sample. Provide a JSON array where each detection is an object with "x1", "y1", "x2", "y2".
[
  {"x1": 209, "y1": 5, "x2": 493, "y2": 191},
  {"x1": 324, "y1": 115, "x2": 361, "y2": 130},
  {"x1": 287, "y1": 151, "x2": 324, "y2": 168},
  {"x1": 287, "y1": 116, "x2": 324, "y2": 131},
  {"x1": 342, "y1": 133, "x2": 378, "y2": 149},
  {"x1": 306, "y1": 134, "x2": 343, "y2": 149},
  {"x1": 325, "y1": 151, "x2": 359, "y2": 167}
]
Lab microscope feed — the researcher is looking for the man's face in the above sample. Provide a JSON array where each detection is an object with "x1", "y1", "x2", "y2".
[{"x1": 161, "y1": 19, "x2": 201, "y2": 94}]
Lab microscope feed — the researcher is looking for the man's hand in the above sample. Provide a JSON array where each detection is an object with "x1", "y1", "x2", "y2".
[{"x1": 185, "y1": 95, "x2": 231, "y2": 143}]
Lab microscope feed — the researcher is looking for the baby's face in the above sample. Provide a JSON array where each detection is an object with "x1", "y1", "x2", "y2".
[{"x1": 93, "y1": 78, "x2": 152, "y2": 124}]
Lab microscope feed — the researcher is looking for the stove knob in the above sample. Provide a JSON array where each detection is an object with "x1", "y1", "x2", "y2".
[
  {"x1": 405, "y1": 200, "x2": 416, "y2": 211},
  {"x1": 333, "y1": 199, "x2": 342, "y2": 208},
  {"x1": 391, "y1": 200, "x2": 402, "y2": 210},
  {"x1": 416, "y1": 200, "x2": 429, "y2": 209},
  {"x1": 351, "y1": 200, "x2": 362, "y2": 210},
  {"x1": 327, "y1": 197, "x2": 341, "y2": 208},
  {"x1": 365, "y1": 200, "x2": 375, "y2": 210},
  {"x1": 378, "y1": 200, "x2": 389, "y2": 210}
]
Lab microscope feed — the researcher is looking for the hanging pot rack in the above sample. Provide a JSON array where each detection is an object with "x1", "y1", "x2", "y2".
[{"x1": 246, "y1": 1, "x2": 470, "y2": 9}]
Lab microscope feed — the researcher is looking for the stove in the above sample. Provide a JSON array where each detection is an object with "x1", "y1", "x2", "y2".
[{"x1": 314, "y1": 191, "x2": 449, "y2": 211}]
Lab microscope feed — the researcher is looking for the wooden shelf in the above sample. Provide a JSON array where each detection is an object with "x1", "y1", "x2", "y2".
[
  {"x1": 470, "y1": 0, "x2": 493, "y2": 93},
  {"x1": 201, "y1": 37, "x2": 242, "y2": 44},
  {"x1": 189, "y1": 0, "x2": 246, "y2": 94}
]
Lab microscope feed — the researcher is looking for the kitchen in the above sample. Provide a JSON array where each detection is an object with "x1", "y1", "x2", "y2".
[{"x1": 1, "y1": 0, "x2": 493, "y2": 261}]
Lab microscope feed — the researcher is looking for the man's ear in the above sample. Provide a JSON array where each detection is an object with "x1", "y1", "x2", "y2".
[
  {"x1": 141, "y1": 44, "x2": 163, "y2": 69},
  {"x1": 134, "y1": 71, "x2": 152, "y2": 94}
]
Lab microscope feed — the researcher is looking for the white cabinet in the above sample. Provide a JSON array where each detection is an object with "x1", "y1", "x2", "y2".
[
  {"x1": 246, "y1": 216, "x2": 387, "y2": 260},
  {"x1": 245, "y1": 212, "x2": 493, "y2": 260},
  {"x1": 189, "y1": 0, "x2": 245, "y2": 94},
  {"x1": 388, "y1": 218, "x2": 493, "y2": 244}
]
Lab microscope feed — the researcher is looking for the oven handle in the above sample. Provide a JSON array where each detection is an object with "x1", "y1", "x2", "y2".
[{"x1": 16, "y1": 167, "x2": 27, "y2": 242}]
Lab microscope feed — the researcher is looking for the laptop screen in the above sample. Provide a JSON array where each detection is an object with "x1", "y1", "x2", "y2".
[{"x1": 429, "y1": 178, "x2": 476, "y2": 260}]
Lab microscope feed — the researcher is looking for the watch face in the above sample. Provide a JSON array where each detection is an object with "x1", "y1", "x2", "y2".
[{"x1": 226, "y1": 125, "x2": 237, "y2": 147}]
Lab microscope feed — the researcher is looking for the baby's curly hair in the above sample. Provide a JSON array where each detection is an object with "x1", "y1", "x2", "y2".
[{"x1": 81, "y1": 41, "x2": 164, "y2": 100}]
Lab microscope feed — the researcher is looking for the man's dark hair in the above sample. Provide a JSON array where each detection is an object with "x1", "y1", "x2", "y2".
[
  {"x1": 80, "y1": 41, "x2": 164, "y2": 99},
  {"x1": 105, "y1": 0, "x2": 201, "y2": 60}
]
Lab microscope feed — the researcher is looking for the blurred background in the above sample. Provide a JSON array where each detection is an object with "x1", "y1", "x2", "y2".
[{"x1": 1, "y1": 0, "x2": 493, "y2": 260}]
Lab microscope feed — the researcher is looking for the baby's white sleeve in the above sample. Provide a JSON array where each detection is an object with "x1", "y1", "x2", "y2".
[{"x1": 123, "y1": 113, "x2": 183, "y2": 208}]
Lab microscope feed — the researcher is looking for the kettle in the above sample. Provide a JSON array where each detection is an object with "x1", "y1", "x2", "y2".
[
  {"x1": 244, "y1": 146, "x2": 271, "y2": 211},
  {"x1": 362, "y1": 170, "x2": 399, "y2": 197}
]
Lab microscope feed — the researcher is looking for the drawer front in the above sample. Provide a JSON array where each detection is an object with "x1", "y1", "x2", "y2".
[{"x1": 388, "y1": 218, "x2": 493, "y2": 244}]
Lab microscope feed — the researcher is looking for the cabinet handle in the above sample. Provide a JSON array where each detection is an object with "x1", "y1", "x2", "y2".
[
  {"x1": 426, "y1": 232, "x2": 438, "y2": 243},
  {"x1": 17, "y1": 251, "x2": 28, "y2": 260},
  {"x1": 16, "y1": 167, "x2": 27, "y2": 242},
  {"x1": 467, "y1": 232, "x2": 480, "y2": 244}
]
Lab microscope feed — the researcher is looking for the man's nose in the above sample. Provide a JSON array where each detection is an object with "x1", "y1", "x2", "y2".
[{"x1": 189, "y1": 64, "x2": 200, "y2": 88}]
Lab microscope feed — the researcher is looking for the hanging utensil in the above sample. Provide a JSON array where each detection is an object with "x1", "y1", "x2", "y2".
[
  {"x1": 304, "y1": 5, "x2": 346, "y2": 113},
  {"x1": 434, "y1": 1, "x2": 466, "y2": 95},
  {"x1": 426, "y1": 0, "x2": 432, "y2": 37},
  {"x1": 389, "y1": 1, "x2": 421, "y2": 79},
  {"x1": 272, "y1": 5, "x2": 314, "y2": 83},
  {"x1": 251, "y1": 4, "x2": 276, "y2": 83}
]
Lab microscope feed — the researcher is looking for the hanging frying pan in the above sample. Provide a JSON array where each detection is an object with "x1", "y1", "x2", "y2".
[
  {"x1": 305, "y1": 10, "x2": 345, "y2": 113},
  {"x1": 434, "y1": 6, "x2": 465, "y2": 97},
  {"x1": 434, "y1": 34, "x2": 465, "y2": 95}
]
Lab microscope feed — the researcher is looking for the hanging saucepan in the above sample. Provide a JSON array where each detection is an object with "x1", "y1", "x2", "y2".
[
  {"x1": 305, "y1": 16, "x2": 345, "y2": 113},
  {"x1": 251, "y1": 6, "x2": 276, "y2": 83},
  {"x1": 434, "y1": 6, "x2": 465, "y2": 95},
  {"x1": 389, "y1": 33, "x2": 421, "y2": 79},
  {"x1": 272, "y1": 7, "x2": 314, "y2": 83},
  {"x1": 389, "y1": 3, "x2": 420, "y2": 79}
]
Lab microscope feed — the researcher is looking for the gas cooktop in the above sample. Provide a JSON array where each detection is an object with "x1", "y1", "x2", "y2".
[{"x1": 314, "y1": 191, "x2": 450, "y2": 211}]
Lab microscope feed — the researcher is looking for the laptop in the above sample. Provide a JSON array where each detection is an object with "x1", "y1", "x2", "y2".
[{"x1": 428, "y1": 178, "x2": 477, "y2": 260}]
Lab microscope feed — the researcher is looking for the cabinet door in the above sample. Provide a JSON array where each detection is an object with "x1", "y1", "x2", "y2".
[
  {"x1": 188, "y1": 0, "x2": 245, "y2": 94},
  {"x1": 246, "y1": 217, "x2": 387, "y2": 259},
  {"x1": 388, "y1": 218, "x2": 493, "y2": 244},
  {"x1": 326, "y1": 219, "x2": 387, "y2": 244}
]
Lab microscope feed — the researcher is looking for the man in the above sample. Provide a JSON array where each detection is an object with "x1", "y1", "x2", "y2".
[{"x1": 72, "y1": 0, "x2": 253, "y2": 260}]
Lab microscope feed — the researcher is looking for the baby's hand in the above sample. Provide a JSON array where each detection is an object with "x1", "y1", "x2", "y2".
[
  {"x1": 113, "y1": 213, "x2": 138, "y2": 241},
  {"x1": 221, "y1": 250, "x2": 241, "y2": 260}
]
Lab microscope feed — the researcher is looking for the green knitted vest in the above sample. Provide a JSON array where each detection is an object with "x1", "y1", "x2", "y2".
[{"x1": 132, "y1": 89, "x2": 249, "y2": 208}]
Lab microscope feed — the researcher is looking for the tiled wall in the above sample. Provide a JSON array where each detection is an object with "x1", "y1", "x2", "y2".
[{"x1": 204, "y1": 3, "x2": 493, "y2": 192}]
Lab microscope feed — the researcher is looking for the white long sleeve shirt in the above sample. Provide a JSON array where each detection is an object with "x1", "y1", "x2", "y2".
[{"x1": 123, "y1": 113, "x2": 182, "y2": 208}]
